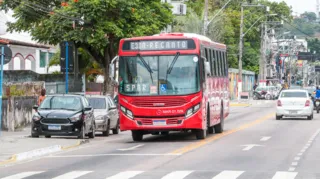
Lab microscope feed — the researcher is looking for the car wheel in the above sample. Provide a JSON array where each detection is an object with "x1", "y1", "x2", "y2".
[
  {"x1": 265, "y1": 94, "x2": 271, "y2": 100},
  {"x1": 31, "y1": 133, "x2": 39, "y2": 138},
  {"x1": 102, "y1": 120, "x2": 110, "y2": 137},
  {"x1": 78, "y1": 124, "x2": 86, "y2": 139},
  {"x1": 276, "y1": 115, "x2": 282, "y2": 120},
  {"x1": 112, "y1": 119, "x2": 120, "y2": 135},
  {"x1": 214, "y1": 108, "x2": 224, "y2": 133},
  {"x1": 45, "y1": 135, "x2": 51, "y2": 138},
  {"x1": 132, "y1": 130, "x2": 143, "y2": 141},
  {"x1": 308, "y1": 114, "x2": 313, "y2": 120}
]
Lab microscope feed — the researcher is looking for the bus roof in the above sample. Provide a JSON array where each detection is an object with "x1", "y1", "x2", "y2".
[{"x1": 122, "y1": 33, "x2": 226, "y2": 49}]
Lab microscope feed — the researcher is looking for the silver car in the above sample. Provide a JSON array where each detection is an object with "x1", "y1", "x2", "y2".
[{"x1": 87, "y1": 95, "x2": 119, "y2": 136}]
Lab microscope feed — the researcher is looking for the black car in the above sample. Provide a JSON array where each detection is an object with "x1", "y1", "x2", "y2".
[{"x1": 31, "y1": 94, "x2": 96, "y2": 139}]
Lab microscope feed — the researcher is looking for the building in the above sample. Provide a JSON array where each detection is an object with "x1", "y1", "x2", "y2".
[{"x1": 0, "y1": 10, "x2": 58, "y2": 74}]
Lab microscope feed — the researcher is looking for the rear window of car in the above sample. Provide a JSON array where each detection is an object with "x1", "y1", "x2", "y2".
[
  {"x1": 88, "y1": 98, "x2": 106, "y2": 109},
  {"x1": 281, "y1": 92, "x2": 307, "y2": 98}
]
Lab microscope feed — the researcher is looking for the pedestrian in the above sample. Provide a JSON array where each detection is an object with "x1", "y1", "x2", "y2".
[
  {"x1": 38, "y1": 88, "x2": 46, "y2": 106},
  {"x1": 253, "y1": 83, "x2": 258, "y2": 91}
]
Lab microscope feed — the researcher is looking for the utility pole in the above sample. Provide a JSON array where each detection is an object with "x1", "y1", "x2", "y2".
[
  {"x1": 259, "y1": 23, "x2": 264, "y2": 85},
  {"x1": 203, "y1": 0, "x2": 209, "y2": 35},
  {"x1": 238, "y1": 5, "x2": 244, "y2": 99}
]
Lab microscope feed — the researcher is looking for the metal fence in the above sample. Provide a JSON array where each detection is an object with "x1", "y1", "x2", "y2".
[{"x1": 45, "y1": 82, "x2": 83, "y2": 94}]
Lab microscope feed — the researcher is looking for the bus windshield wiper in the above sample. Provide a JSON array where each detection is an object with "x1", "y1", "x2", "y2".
[
  {"x1": 167, "y1": 52, "x2": 180, "y2": 74},
  {"x1": 137, "y1": 54, "x2": 153, "y2": 74},
  {"x1": 137, "y1": 54, "x2": 153, "y2": 83}
]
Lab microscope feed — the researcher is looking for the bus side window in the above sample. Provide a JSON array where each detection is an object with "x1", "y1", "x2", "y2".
[
  {"x1": 214, "y1": 50, "x2": 219, "y2": 76},
  {"x1": 209, "y1": 49, "x2": 213, "y2": 76},
  {"x1": 216, "y1": 50, "x2": 221, "y2": 76},
  {"x1": 205, "y1": 48, "x2": 210, "y2": 77},
  {"x1": 224, "y1": 52, "x2": 228, "y2": 76},
  {"x1": 210, "y1": 49, "x2": 215, "y2": 77},
  {"x1": 219, "y1": 51, "x2": 223, "y2": 76},
  {"x1": 221, "y1": 51, "x2": 225, "y2": 76}
]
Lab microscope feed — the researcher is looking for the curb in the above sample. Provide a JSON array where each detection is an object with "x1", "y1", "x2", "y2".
[{"x1": 0, "y1": 139, "x2": 89, "y2": 166}]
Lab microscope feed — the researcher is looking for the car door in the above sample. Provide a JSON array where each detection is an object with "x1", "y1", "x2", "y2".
[{"x1": 107, "y1": 96, "x2": 118, "y2": 128}]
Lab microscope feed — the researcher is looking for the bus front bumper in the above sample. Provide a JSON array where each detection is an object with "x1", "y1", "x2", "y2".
[{"x1": 120, "y1": 110, "x2": 203, "y2": 131}]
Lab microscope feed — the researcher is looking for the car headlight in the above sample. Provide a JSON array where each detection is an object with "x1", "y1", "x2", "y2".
[
  {"x1": 70, "y1": 114, "x2": 82, "y2": 122},
  {"x1": 121, "y1": 105, "x2": 134, "y2": 119},
  {"x1": 95, "y1": 115, "x2": 106, "y2": 121},
  {"x1": 32, "y1": 114, "x2": 41, "y2": 121},
  {"x1": 185, "y1": 103, "x2": 200, "y2": 118}
]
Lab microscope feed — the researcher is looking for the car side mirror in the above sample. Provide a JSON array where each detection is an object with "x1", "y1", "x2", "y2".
[
  {"x1": 85, "y1": 106, "x2": 93, "y2": 111},
  {"x1": 33, "y1": 105, "x2": 39, "y2": 111}
]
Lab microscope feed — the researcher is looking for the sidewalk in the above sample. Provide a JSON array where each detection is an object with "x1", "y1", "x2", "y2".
[{"x1": 0, "y1": 126, "x2": 87, "y2": 165}]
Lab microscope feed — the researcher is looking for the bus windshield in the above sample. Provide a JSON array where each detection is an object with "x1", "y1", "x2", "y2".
[{"x1": 119, "y1": 55, "x2": 200, "y2": 96}]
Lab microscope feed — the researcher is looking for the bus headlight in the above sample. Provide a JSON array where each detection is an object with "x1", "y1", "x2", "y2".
[
  {"x1": 185, "y1": 103, "x2": 200, "y2": 118},
  {"x1": 120, "y1": 105, "x2": 134, "y2": 119}
]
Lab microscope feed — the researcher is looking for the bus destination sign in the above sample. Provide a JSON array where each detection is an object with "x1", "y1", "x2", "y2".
[{"x1": 122, "y1": 39, "x2": 196, "y2": 51}]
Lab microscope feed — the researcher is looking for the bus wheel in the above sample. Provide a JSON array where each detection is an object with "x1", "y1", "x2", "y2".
[
  {"x1": 207, "y1": 109, "x2": 214, "y2": 134},
  {"x1": 132, "y1": 130, "x2": 143, "y2": 141},
  {"x1": 214, "y1": 108, "x2": 224, "y2": 133},
  {"x1": 195, "y1": 128, "x2": 207, "y2": 140}
]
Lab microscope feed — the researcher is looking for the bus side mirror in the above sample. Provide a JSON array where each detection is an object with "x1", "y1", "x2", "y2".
[
  {"x1": 109, "y1": 64, "x2": 114, "y2": 79},
  {"x1": 109, "y1": 55, "x2": 119, "y2": 85}
]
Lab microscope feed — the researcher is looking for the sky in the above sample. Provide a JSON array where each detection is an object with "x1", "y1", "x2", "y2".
[{"x1": 270, "y1": 0, "x2": 317, "y2": 15}]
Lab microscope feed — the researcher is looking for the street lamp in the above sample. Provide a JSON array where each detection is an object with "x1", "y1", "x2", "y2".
[{"x1": 238, "y1": 4, "x2": 270, "y2": 100}]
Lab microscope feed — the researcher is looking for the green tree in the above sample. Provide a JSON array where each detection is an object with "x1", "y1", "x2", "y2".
[
  {"x1": 2, "y1": 0, "x2": 173, "y2": 93},
  {"x1": 307, "y1": 38, "x2": 320, "y2": 54},
  {"x1": 302, "y1": 12, "x2": 317, "y2": 22},
  {"x1": 178, "y1": 0, "x2": 292, "y2": 74}
]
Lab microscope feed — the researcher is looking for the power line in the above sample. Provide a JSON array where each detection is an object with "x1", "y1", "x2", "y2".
[{"x1": 280, "y1": 16, "x2": 316, "y2": 38}]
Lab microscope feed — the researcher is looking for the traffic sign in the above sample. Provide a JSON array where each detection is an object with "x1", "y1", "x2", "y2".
[{"x1": 0, "y1": 45, "x2": 12, "y2": 65}]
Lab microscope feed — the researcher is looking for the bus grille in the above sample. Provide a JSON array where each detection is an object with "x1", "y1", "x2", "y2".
[
  {"x1": 167, "y1": 118, "x2": 178, "y2": 125},
  {"x1": 139, "y1": 119, "x2": 179, "y2": 125},
  {"x1": 141, "y1": 119, "x2": 153, "y2": 125},
  {"x1": 132, "y1": 98, "x2": 187, "y2": 107}
]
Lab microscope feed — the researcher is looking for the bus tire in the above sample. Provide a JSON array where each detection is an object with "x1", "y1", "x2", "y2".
[
  {"x1": 207, "y1": 108, "x2": 214, "y2": 134},
  {"x1": 132, "y1": 130, "x2": 143, "y2": 141},
  {"x1": 214, "y1": 108, "x2": 224, "y2": 133},
  {"x1": 195, "y1": 128, "x2": 207, "y2": 139}
]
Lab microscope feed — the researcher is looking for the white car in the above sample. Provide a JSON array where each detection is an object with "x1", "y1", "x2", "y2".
[{"x1": 276, "y1": 89, "x2": 313, "y2": 120}]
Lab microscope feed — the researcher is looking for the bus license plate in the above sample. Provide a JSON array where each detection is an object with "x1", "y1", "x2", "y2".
[
  {"x1": 48, "y1": 125, "x2": 61, "y2": 130},
  {"x1": 153, "y1": 120, "x2": 166, "y2": 126}
]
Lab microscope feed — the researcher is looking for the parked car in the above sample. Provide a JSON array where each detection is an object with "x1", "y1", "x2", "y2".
[
  {"x1": 31, "y1": 94, "x2": 96, "y2": 139},
  {"x1": 276, "y1": 89, "x2": 313, "y2": 120},
  {"x1": 253, "y1": 86, "x2": 279, "y2": 100},
  {"x1": 87, "y1": 95, "x2": 119, "y2": 136}
]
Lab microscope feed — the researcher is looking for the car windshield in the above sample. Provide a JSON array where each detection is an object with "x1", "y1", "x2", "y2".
[
  {"x1": 39, "y1": 96, "x2": 82, "y2": 111},
  {"x1": 87, "y1": 98, "x2": 106, "y2": 109},
  {"x1": 118, "y1": 55, "x2": 200, "y2": 96},
  {"x1": 281, "y1": 91, "x2": 307, "y2": 98}
]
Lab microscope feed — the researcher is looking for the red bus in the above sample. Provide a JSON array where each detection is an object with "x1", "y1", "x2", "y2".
[{"x1": 113, "y1": 33, "x2": 230, "y2": 141}]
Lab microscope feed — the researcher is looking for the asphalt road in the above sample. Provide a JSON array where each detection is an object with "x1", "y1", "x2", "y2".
[{"x1": 1, "y1": 101, "x2": 320, "y2": 179}]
